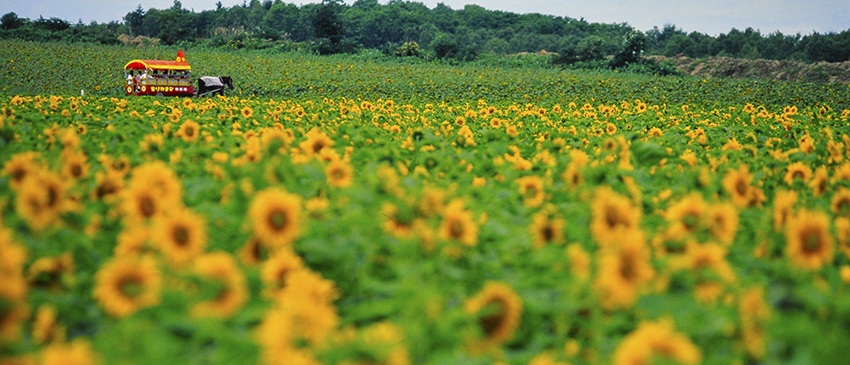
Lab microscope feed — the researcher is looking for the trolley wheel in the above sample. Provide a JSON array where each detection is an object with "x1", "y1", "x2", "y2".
[{"x1": 155, "y1": 92, "x2": 164, "y2": 97}]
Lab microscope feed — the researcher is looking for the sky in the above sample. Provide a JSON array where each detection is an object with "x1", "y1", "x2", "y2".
[{"x1": 3, "y1": 0, "x2": 849, "y2": 36}]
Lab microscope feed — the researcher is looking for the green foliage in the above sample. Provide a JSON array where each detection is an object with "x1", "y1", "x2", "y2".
[{"x1": 394, "y1": 41, "x2": 421, "y2": 57}]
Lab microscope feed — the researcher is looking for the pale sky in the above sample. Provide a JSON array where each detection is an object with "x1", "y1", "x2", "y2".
[{"x1": 3, "y1": 0, "x2": 848, "y2": 36}]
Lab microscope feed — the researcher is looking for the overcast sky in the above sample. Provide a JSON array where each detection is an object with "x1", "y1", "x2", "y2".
[{"x1": 3, "y1": 0, "x2": 848, "y2": 36}]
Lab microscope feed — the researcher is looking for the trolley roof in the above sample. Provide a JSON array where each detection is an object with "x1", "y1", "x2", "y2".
[{"x1": 123, "y1": 51, "x2": 191, "y2": 71}]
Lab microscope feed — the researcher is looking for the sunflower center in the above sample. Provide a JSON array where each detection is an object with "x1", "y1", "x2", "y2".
[
  {"x1": 173, "y1": 226, "x2": 189, "y2": 246},
  {"x1": 682, "y1": 213, "x2": 699, "y2": 230},
  {"x1": 619, "y1": 254, "x2": 637, "y2": 280},
  {"x1": 268, "y1": 209, "x2": 288, "y2": 231},
  {"x1": 541, "y1": 225, "x2": 554, "y2": 242},
  {"x1": 735, "y1": 180, "x2": 748, "y2": 195},
  {"x1": 71, "y1": 164, "x2": 82, "y2": 177},
  {"x1": 479, "y1": 301, "x2": 506, "y2": 337},
  {"x1": 605, "y1": 206, "x2": 625, "y2": 229},
  {"x1": 450, "y1": 220, "x2": 465, "y2": 238},
  {"x1": 802, "y1": 229, "x2": 822, "y2": 253},
  {"x1": 120, "y1": 277, "x2": 144, "y2": 298},
  {"x1": 139, "y1": 196, "x2": 156, "y2": 217},
  {"x1": 185, "y1": 127, "x2": 195, "y2": 137}
]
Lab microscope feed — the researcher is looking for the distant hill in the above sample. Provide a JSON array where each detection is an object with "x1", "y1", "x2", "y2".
[{"x1": 648, "y1": 55, "x2": 850, "y2": 84}]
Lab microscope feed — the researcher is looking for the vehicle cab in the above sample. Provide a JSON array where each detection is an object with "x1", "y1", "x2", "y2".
[{"x1": 124, "y1": 51, "x2": 194, "y2": 97}]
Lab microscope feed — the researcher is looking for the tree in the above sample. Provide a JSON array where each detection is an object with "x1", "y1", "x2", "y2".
[
  {"x1": 610, "y1": 30, "x2": 646, "y2": 68},
  {"x1": 430, "y1": 32, "x2": 457, "y2": 58},
  {"x1": 1, "y1": 12, "x2": 26, "y2": 30},
  {"x1": 123, "y1": 5, "x2": 146, "y2": 36},
  {"x1": 313, "y1": 0, "x2": 343, "y2": 43}
]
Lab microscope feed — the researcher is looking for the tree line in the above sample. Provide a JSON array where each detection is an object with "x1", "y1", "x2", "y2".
[{"x1": 2, "y1": 0, "x2": 849, "y2": 64}]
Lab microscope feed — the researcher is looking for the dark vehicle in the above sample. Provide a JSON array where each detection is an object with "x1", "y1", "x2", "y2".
[{"x1": 197, "y1": 76, "x2": 234, "y2": 97}]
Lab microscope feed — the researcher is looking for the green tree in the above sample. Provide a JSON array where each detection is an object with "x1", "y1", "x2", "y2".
[
  {"x1": 430, "y1": 32, "x2": 457, "y2": 58},
  {"x1": 1, "y1": 12, "x2": 26, "y2": 30},
  {"x1": 123, "y1": 5, "x2": 145, "y2": 36}
]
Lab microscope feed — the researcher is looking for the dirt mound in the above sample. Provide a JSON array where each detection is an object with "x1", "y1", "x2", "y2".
[{"x1": 648, "y1": 55, "x2": 850, "y2": 84}]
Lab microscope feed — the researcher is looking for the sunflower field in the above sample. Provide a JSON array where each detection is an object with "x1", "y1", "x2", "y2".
[{"x1": 2, "y1": 40, "x2": 850, "y2": 365}]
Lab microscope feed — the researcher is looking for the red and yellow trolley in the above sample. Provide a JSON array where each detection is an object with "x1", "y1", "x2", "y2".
[{"x1": 123, "y1": 51, "x2": 194, "y2": 97}]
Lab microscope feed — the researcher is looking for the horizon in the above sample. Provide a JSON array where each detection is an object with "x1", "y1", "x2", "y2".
[{"x1": 2, "y1": 0, "x2": 849, "y2": 37}]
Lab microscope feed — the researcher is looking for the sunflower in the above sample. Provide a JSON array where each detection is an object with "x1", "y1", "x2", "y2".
[
  {"x1": 114, "y1": 225, "x2": 154, "y2": 258},
  {"x1": 190, "y1": 252, "x2": 248, "y2": 319},
  {"x1": 93, "y1": 256, "x2": 161, "y2": 318},
  {"x1": 785, "y1": 209, "x2": 834, "y2": 271},
  {"x1": 738, "y1": 287, "x2": 771, "y2": 360},
  {"x1": 516, "y1": 175, "x2": 546, "y2": 208},
  {"x1": 772, "y1": 189, "x2": 798, "y2": 231},
  {"x1": 707, "y1": 202, "x2": 739, "y2": 245},
  {"x1": 464, "y1": 281, "x2": 523, "y2": 349},
  {"x1": 60, "y1": 150, "x2": 90, "y2": 181},
  {"x1": 438, "y1": 199, "x2": 479, "y2": 247},
  {"x1": 255, "y1": 307, "x2": 323, "y2": 365},
  {"x1": 26, "y1": 252, "x2": 74, "y2": 291},
  {"x1": 1, "y1": 151, "x2": 42, "y2": 191},
  {"x1": 664, "y1": 193, "x2": 707, "y2": 239},
  {"x1": 271, "y1": 269, "x2": 340, "y2": 346},
  {"x1": 529, "y1": 210, "x2": 565, "y2": 249},
  {"x1": 120, "y1": 162, "x2": 183, "y2": 223},
  {"x1": 40, "y1": 338, "x2": 101, "y2": 365},
  {"x1": 14, "y1": 168, "x2": 69, "y2": 230},
  {"x1": 119, "y1": 182, "x2": 164, "y2": 223},
  {"x1": 590, "y1": 186, "x2": 641, "y2": 246},
  {"x1": 722, "y1": 164, "x2": 755, "y2": 208},
  {"x1": 176, "y1": 120, "x2": 201, "y2": 142},
  {"x1": 673, "y1": 242, "x2": 736, "y2": 303},
  {"x1": 299, "y1": 128, "x2": 335, "y2": 157},
  {"x1": 249, "y1": 188, "x2": 302, "y2": 248},
  {"x1": 835, "y1": 217, "x2": 850, "y2": 260},
  {"x1": 325, "y1": 159, "x2": 354, "y2": 188},
  {"x1": 808, "y1": 166, "x2": 829, "y2": 197},
  {"x1": 238, "y1": 106, "x2": 253, "y2": 119},
  {"x1": 261, "y1": 248, "x2": 305, "y2": 299},
  {"x1": 152, "y1": 207, "x2": 208, "y2": 267},
  {"x1": 783, "y1": 162, "x2": 812, "y2": 185},
  {"x1": 594, "y1": 228, "x2": 654, "y2": 310},
  {"x1": 91, "y1": 170, "x2": 124, "y2": 203},
  {"x1": 611, "y1": 318, "x2": 702, "y2": 365},
  {"x1": 238, "y1": 235, "x2": 270, "y2": 266},
  {"x1": 32, "y1": 305, "x2": 65, "y2": 345}
]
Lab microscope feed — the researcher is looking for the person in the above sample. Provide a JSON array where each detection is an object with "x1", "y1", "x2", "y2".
[
  {"x1": 126, "y1": 71, "x2": 134, "y2": 86},
  {"x1": 139, "y1": 70, "x2": 149, "y2": 85}
]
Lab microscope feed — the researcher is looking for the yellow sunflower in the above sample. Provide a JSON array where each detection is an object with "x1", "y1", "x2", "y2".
[
  {"x1": 249, "y1": 188, "x2": 302, "y2": 248},
  {"x1": 590, "y1": 186, "x2": 641, "y2": 246},
  {"x1": 594, "y1": 228, "x2": 655, "y2": 310},
  {"x1": 529, "y1": 210, "x2": 565, "y2": 249},
  {"x1": 722, "y1": 164, "x2": 756, "y2": 208},
  {"x1": 772, "y1": 189, "x2": 798, "y2": 231},
  {"x1": 41, "y1": 338, "x2": 101, "y2": 365},
  {"x1": 707, "y1": 202, "x2": 739, "y2": 245},
  {"x1": 784, "y1": 162, "x2": 812, "y2": 185},
  {"x1": 261, "y1": 248, "x2": 305, "y2": 299},
  {"x1": 325, "y1": 159, "x2": 354, "y2": 188},
  {"x1": 152, "y1": 207, "x2": 208, "y2": 267},
  {"x1": 176, "y1": 120, "x2": 201, "y2": 142},
  {"x1": 241, "y1": 106, "x2": 254, "y2": 119},
  {"x1": 32, "y1": 304, "x2": 65, "y2": 345},
  {"x1": 516, "y1": 175, "x2": 546, "y2": 208},
  {"x1": 464, "y1": 281, "x2": 523, "y2": 350},
  {"x1": 785, "y1": 209, "x2": 834, "y2": 271},
  {"x1": 298, "y1": 128, "x2": 335, "y2": 157},
  {"x1": 60, "y1": 150, "x2": 90, "y2": 181},
  {"x1": 93, "y1": 256, "x2": 161, "y2": 318},
  {"x1": 438, "y1": 199, "x2": 479, "y2": 247},
  {"x1": 190, "y1": 252, "x2": 248, "y2": 319},
  {"x1": 1, "y1": 151, "x2": 42, "y2": 191},
  {"x1": 611, "y1": 318, "x2": 702, "y2": 365},
  {"x1": 14, "y1": 167, "x2": 69, "y2": 230}
]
